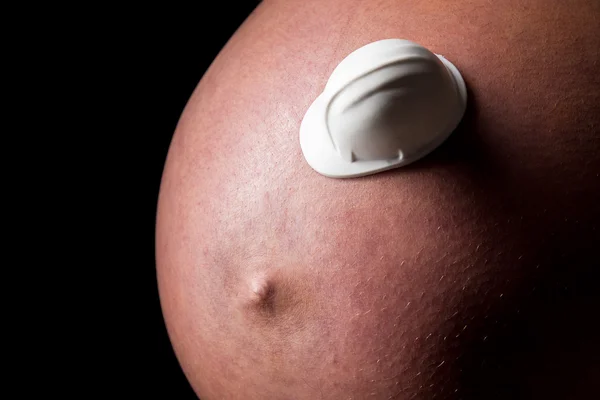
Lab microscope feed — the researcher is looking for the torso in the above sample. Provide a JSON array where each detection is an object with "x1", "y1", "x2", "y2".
[{"x1": 156, "y1": 1, "x2": 600, "y2": 398}]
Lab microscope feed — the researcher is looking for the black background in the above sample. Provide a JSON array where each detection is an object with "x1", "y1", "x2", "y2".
[{"x1": 3, "y1": 2, "x2": 261, "y2": 397}]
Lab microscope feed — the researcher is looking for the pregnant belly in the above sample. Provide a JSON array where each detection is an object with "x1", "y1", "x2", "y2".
[{"x1": 156, "y1": 1, "x2": 600, "y2": 398}]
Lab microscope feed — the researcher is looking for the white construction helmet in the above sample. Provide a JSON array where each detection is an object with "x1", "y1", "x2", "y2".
[{"x1": 299, "y1": 39, "x2": 467, "y2": 178}]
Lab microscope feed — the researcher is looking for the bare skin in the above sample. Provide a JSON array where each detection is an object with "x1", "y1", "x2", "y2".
[{"x1": 156, "y1": 0, "x2": 600, "y2": 398}]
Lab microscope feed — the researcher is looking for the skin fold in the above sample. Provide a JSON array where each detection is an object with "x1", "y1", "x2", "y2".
[{"x1": 156, "y1": 1, "x2": 600, "y2": 398}]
